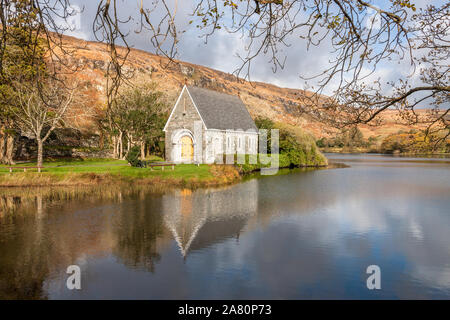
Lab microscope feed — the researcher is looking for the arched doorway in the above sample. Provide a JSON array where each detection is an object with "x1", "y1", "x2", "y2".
[{"x1": 180, "y1": 135, "x2": 194, "y2": 161}]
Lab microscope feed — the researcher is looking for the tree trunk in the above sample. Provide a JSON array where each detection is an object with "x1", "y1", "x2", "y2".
[
  {"x1": 140, "y1": 141, "x2": 145, "y2": 159},
  {"x1": 99, "y1": 131, "x2": 104, "y2": 149},
  {"x1": 127, "y1": 133, "x2": 132, "y2": 153},
  {"x1": 0, "y1": 132, "x2": 5, "y2": 164},
  {"x1": 37, "y1": 139, "x2": 43, "y2": 168},
  {"x1": 5, "y1": 133, "x2": 15, "y2": 165},
  {"x1": 118, "y1": 131, "x2": 123, "y2": 159},
  {"x1": 112, "y1": 135, "x2": 117, "y2": 158}
]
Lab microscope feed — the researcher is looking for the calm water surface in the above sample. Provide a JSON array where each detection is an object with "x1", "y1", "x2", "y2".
[{"x1": 0, "y1": 153, "x2": 449, "y2": 299}]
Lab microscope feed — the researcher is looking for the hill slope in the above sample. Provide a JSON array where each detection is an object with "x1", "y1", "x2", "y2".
[{"x1": 60, "y1": 34, "x2": 424, "y2": 140}]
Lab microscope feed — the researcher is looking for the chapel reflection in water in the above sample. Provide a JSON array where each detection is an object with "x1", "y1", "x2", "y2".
[{"x1": 162, "y1": 180, "x2": 258, "y2": 257}]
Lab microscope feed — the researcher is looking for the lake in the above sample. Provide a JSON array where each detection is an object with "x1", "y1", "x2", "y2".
[{"x1": 0, "y1": 153, "x2": 449, "y2": 299}]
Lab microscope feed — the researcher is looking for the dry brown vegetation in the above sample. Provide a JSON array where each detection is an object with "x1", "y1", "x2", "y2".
[{"x1": 59, "y1": 34, "x2": 429, "y2": 141}]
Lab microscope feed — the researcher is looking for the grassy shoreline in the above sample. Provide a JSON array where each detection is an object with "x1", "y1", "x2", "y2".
[
  {"x1": 0, "y1": 159, "x2": 241, "y2": 188},
  {"x1": 0, "y1": 156, "x2": 329, "y2": 188}
]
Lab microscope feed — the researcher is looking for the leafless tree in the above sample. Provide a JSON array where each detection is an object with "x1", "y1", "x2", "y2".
[{"x1": 14, "y1": 78, "x2": 77, "y2": 168}]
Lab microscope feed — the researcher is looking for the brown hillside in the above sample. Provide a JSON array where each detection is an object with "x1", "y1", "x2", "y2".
[{"x1": 58, "y1": 34, "x2": 425, "y2": 139}]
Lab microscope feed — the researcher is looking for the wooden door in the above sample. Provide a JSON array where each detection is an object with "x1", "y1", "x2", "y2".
[{"x1": 181, "y1": 136, "x2": 194, "y2": 161}]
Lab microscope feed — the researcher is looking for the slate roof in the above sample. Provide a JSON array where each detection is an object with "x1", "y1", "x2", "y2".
[{"x1": 186, "y1": 86, "x2": 258, "y2": 132}]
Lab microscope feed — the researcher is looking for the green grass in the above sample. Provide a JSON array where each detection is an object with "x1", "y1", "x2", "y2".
[
  {"x1": 0, "y1": 157, "x2": 232, "y2": 187},
  {"x1": 0, "y1": 159, "x2": 210, "y2": 178},
  {"x1": 0, "y1": 156, "x2": 163, "y2": 169}
]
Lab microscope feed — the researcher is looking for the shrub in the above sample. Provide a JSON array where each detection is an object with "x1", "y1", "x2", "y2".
[
  {"x1": 125, "y1": 146, "x2": 141, "y2": 167},
  {"x1": 380, "y1": 131, "x2": 450, "y2": 154},
  {"x1": 231, "y1": 151, "x2": 323, "y2": 174},
  {"x1": 253, "y1": 116, "x2": 328, "y2": 167},
  {"x1": 232, "y1": 154, "x2": 273, "y2": 174}
]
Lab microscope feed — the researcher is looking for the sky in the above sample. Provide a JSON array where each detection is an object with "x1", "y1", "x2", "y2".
[{"x1": 62, "y1": 0, "x2": 446, "y2": 96}]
